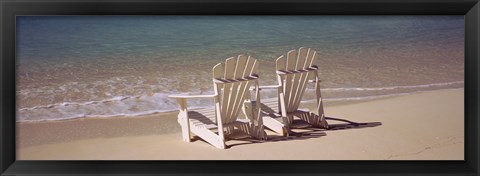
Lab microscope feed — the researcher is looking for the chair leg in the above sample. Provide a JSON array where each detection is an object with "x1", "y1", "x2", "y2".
[
  {"x1": 190, "y1": 125, "x2": 225, "y2": 149},
  {"x1": 178, "y1": 117, "x2": 191, "y2": 142},
  {"x1": 176, "y1": 98, "x2": 191, "y2": 142},
  {"x1": 263, "y1": 116, "x2": 287, "y2": 136}
]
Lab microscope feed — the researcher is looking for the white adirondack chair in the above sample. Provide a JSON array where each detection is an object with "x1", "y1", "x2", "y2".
[
  {"x1": 169, "y1": 55, "x2": 267, "y2": 149},
  {"x1": 259, "y1": 47, "x2": 329, "y2": 136}
]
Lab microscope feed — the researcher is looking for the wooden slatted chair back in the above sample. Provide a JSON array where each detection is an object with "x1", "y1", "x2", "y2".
[
  {"x1": 275, "y1": 47, "x2": 319, "y2": 113},
  {"x1": 212, "y1": 55, "x2": 260, "y2": 124}
]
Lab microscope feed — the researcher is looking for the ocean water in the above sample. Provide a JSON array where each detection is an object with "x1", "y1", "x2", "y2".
[{"x1": 16, "y1": 16, "x2": 464, "y2": 122}]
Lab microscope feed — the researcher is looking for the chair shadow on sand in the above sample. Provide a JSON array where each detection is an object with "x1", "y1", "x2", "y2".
[
  {"x1": 189, "y1": 116, "x2": 382, "y2": 149},
  {"x1": 324, "y1": 117, "x2": 382, "y2": 131}
]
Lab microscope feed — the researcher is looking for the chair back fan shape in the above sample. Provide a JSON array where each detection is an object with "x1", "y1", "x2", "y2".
[
  {"x1": 212, "y1": 55, "x2": 260, "y2": 125},
  {"x1": 276, "y1": 47, "x2": 321, "y2": 113}
]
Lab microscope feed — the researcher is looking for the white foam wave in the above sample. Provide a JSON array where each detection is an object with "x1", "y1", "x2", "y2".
[
  {"x1": 17, "y1": 91, "x2": 216, "y2": 122},
  {"x1": 16, "y1": 81, "x2": 463, "y2": 122},
  {"x1": 303, "y1": 88, "x2": 463, "y2": 103},
  {"x1": 18, "y1": 96, "x2": 134, "y2": 111},
  {"x1": 322, "y1": 81, "x2": 463, "y2": 92},
  {"x1": 17, "y1": 109, "x2": 166, "y2": 123}
]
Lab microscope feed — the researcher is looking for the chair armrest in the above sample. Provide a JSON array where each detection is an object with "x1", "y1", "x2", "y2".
[
  {"x1": 168, "y1": 94, "x2": 217, "y2": 99},
  {"x1": 259, "y1": 85, "x2": 281, "y2": 89},
  {"x1": 249, "y1": 85, "x2": 281, "y2": 91},
  {"x1": 308, "y1": 79, "x2": 322, "y2": 83}
]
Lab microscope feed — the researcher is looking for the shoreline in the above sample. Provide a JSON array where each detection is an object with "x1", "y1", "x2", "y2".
[
  {"x1": 16, "y1": 84, "x2": 465, "y2": 123},
  {"x1": 17, "y1": 89, "x2": 464, "y2": 160},
  {"x1": 17, "y1": 87, "x2": 465, "y2": 124}
]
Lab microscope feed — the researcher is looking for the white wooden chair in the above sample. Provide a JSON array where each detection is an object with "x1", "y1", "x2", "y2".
[
  {"x1": 259, "y1": 47, "x2": 329, "y2": 136},
  {"x1": 169, "y1": 55, "x2": 267, "y2": 149}
]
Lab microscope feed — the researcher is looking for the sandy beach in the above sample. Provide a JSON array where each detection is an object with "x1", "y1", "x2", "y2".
[{"x1": 16, "y1": 89, "x2": 464, "y2": 160}]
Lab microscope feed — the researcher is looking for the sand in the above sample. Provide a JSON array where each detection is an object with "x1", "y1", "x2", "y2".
[{"x1": 16, "y1": 89, "x2": 464, "y2": 160}]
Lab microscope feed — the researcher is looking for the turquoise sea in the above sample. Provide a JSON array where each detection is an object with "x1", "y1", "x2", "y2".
[{"x1": 16, "y1": 16, "x2": 464, "y2": 122}]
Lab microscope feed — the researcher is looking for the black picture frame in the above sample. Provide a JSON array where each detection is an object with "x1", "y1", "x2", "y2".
[{"x1": 1, "y1": 0, "x2": 479, "y2": 175}]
